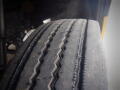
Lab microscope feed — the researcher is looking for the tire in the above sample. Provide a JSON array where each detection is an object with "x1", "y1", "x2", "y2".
[{"x1": 0, "y1": 19, "x2": 108, "y2": 90}]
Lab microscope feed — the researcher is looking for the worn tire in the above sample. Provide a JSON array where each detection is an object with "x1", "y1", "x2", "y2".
[{"x1": 0, "y1": 19, "x2": 108, "y2": 90}]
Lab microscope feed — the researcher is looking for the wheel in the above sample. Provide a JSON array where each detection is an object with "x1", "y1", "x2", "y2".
[{"x1": 0, "y1": 19, "x2": 108, "y2": 90}]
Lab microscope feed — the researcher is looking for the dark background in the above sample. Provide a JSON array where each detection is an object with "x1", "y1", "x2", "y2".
[
  {"x1": 3, "y1": 0, "x2": 111, "y2": 46},
  {"x1": 4, "y1": 0, "x2": 111, "y2": 26}
]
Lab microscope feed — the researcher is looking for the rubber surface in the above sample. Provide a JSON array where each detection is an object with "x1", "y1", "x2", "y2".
[{"x1": 0, "y1": 19, "x2": 108, "y2": 90}]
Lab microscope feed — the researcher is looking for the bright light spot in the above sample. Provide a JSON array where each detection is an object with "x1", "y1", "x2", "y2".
[{"x1": 43, "y1": 18, "x2": 51, "y2": 24}]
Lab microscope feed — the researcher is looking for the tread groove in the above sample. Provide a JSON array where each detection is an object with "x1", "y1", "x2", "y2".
[
  {"x1": 78, "y1": 20, "x2": 88, "y2": 90},
  {"x1": 26, "y1": 20, "x2": 65, "y2": 90},
  {"x1": 48, "y1": 20, "x2": 76, "y2": 90},
  {"x1": 6, "y1": 23, "x2": 52, "y2": 90},
  {"x1": 72, "y1": 19, "x2": 87, "y2": 90}
]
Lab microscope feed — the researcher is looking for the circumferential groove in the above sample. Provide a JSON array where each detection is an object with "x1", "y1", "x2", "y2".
[
  {"x1": 48, "y1": 20, "x2": 76, "y2": 90},
  {"x1": 6, "y1": 23, "x2": 51, "y2": 90},
  {"x1": 26, "y1": 21, "x2": 65, "y2": 90},
  {"x1": 72, "y1": 20, "x2": 88, "y2": 90}
]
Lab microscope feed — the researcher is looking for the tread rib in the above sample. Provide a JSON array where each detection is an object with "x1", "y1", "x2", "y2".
[
  {"x1": 5, "y1": 23, "x2": 52, "y2": 90},
  {"x1": 26, "y1": 21, "x2": 65, "y2": 90},
  {"x1": 48, "y1": 20, "x2": 76, "y2": 90},
  {"x1": 72, "y1": 20, "x2": 87, "y2": 90}
]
